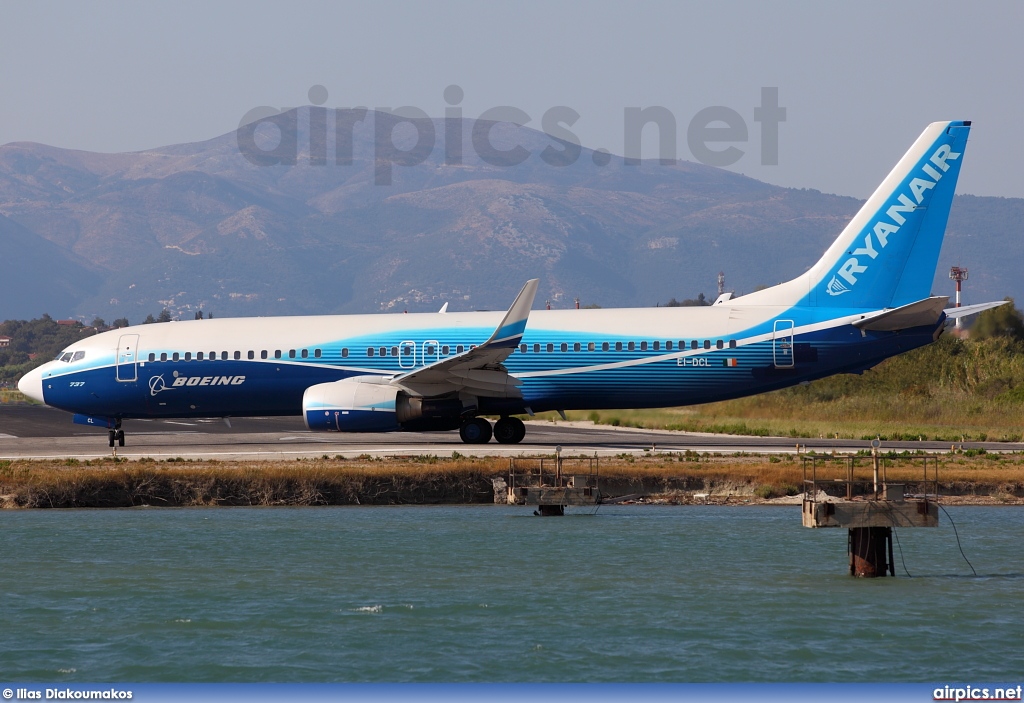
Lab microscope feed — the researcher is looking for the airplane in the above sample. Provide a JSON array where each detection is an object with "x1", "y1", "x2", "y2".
[{"x1": 18, "y1": 120, "x2": 1006, "y2": 447}]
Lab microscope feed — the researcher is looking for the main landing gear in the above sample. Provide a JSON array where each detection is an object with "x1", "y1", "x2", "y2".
[
  {"x1": 108, "y1": 421, "x2": 125, "y2": 448},
  {"x1": 459, "y1": 416, "x2": 526, "y2": 444}
]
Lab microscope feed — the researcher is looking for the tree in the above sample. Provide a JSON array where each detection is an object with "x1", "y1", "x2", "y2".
[
  {"x1": 91, "y1": 317, "x2": 106, "y2": 329},
  {"x1": 664, "y1": 292, "x2": 710, "y2": 307},
  {"x1": 971, "y1": 299, "x2": 1024, "y2": 341},
  {"x1": 143, "y1": 314, "x2": 156, "y2": 324},
  {"x1": 112, "y1": 318, "x2": 129, "y2": 328},
  {"x1": 157, "y1": 309, "x2": 173, "y2": 323}
]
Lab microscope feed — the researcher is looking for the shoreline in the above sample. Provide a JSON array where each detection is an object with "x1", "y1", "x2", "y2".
[{"x1": 2, "y1": 454, "x2": 1022, "y2": 509}]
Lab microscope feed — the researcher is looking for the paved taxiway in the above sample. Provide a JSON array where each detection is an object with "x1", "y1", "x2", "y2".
[{"x1": 1, "y1": 405, "x2": 1020, "y2": 461}]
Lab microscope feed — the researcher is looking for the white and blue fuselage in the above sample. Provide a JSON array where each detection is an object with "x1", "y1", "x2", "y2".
[{"x1": 19, "y1": 121, "x2": 992, "y2": 444}]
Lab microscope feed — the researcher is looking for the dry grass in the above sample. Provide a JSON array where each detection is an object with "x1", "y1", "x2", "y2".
[{"x1": 2, "y1": 451, "x2": 1023, "y2": 508}]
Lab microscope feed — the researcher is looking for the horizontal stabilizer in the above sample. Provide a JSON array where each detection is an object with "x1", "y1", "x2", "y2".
[
  {"x1": 853, "y1": 296, "x2": 948, "y2": 331},
  {"x1": 944, "y1": 300, "x2": 1011, "y2": 320}
]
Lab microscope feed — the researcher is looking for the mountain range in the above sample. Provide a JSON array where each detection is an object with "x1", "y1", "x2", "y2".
[{"x1": 0, "y1": 109, "x2": 1019, "y2": 322}]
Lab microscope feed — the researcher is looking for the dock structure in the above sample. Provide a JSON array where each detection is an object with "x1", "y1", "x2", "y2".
[
  {"x1": 501, "y1": 452, "x2": 601, "y2": 515},
  {"x1": 801, "y1": 448, "x2": 940, "y2": 577}
]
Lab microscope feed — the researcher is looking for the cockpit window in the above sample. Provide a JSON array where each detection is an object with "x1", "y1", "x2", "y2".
[
  {"x1": 72, "y1": 351, "x2": 85, "y2": 362},
  {"x1": 59, "y1": 352, "x2": 73, "y2": 362}
]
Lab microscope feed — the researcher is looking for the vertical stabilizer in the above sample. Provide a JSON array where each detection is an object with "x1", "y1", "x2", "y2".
[{"x1": 804, "y1": 121, "x2": 971, "y2": 308}]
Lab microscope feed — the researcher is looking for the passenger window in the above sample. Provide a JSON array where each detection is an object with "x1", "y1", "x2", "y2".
[
  {"x1": 314, "y1": 349, "x2": 321, "y2": 358},
  {"x1": 221, "y1": 351, "x2": 228, "y2": 360},
  {"x1": 547, "y1": 343, "x2": 554, "y2": 353},
  {"x1": 342, "y1": 348, "x2": 349, "y2": 358},
  {"x1": 379, "y1": 347, "x2": 387, "y2": 357},
  {"x1": 704, "y1": 340, "x2": 711, "y2": 350},
  {"x1": 274, "y1": 350, "x2": 282, "y2": 359},
  {"x1": 403, "y1": 346, "x2": 413, "y2": 356},
  {"x1": 716, "y1": 340, "x2": 724, "y2": 349},
  {"x1": 653, "y1": 341, "x2": 660, "y2": 351},
  {"x1": 367, "y1": 348, "x2": 375, "y2": 357},
  {"x1": 457, "y1": 345, "x2": 465, "y2": 354},
  {"x1": 391, "y1": 346, "x2": 399, "y2": 357},
  {"x1": 615, "y1": 342, "x2": 622, "y2": 352},
  {"x1": 288, "y1": 350, "x2": 296, "y2": 359},
  {"x1": 160, "y1": 353, "x2": 167, "y2": 362},
  {"x1": 640, "y1": 341, "x2": 648, "y2": 351},
  {"x1": 230, "y1": 351, "x2": 238, "y2": 360},
  {"x1": 301, "y1": 349, "x2": 309, "y2": 359},
  {"x1": 148, "y1": 353, "x2": 156, "y2": 362},
  {"x1": 534, "y1": 343, "x2": 540, "y2": 353},
  {"x1": 574, "y1": 342, "x2": 581, "y2": 352},
  {"x1": 628, "y1": 341, "x2": 635, "y2": 351},
  {"x1": 184, "y1": 352, "x2": 191, "y2": 361},
  {"x1": 198, "y1": 352, "x2": 204, "y2": 360},
  {"x1": 173, "y1": 352, "x2": 180, "y2": 362},
  {"x1": 442, "y1": 345, "x2": 450, "y2": 355},
  {"x1": 729, "y1": 340, "x2": 737, "y2": 348},
  {"x1": 247, "y1": 351, "x2": 254, "y2": 360},
  {"x1": 666, "y1": 341, "x2": 673, "y2": 351},
  {"x1": 560, "y1": 342, "x2": 568, "y2": 352},
  {"x1": 588, "y1": 342, "x2": 595, "y2": 351},
  {"x1": 602, "y1": 342, "x2": 609, "y2": 352},
  {"x1": 72, "y1": 351, "x2": 86, "y2": 362},
  {"x1": 691, "y1": 340, "x2": 699, "y2": 350},
  {"x1": 426, "y1": 345, "x2": 436, "y2": 355},
  {"x1": 520, "y1": 344, "x2": 527, "y2": 354},
  {"x1": 261, "y1": 350, "x2": 268, "y2": 359}
]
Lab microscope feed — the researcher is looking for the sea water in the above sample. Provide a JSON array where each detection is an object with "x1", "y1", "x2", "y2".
[{"x1": 1, "y1": 505, "x2": 1021, "y2": 682}]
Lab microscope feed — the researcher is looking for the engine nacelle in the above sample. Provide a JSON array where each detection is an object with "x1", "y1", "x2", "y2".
[
  {"x1": 303, "y1": 378, "x2": 468, "y2": 432},
  {"x1": 303, "y1": 378, "x2": 400, "y2": 432}
]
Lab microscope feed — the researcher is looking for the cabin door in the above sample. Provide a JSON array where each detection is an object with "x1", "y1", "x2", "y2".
[
  {"x1": 116, "y1": 334, "x2": 140, "y2": 382},
  {"x1": 773, "y1": 320, "x2": 795, "y2": 368}
]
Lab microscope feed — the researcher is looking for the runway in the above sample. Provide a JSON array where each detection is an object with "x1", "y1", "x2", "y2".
[{"x1": 0, "y1": 404, "x2": 1019, "y2": 461}]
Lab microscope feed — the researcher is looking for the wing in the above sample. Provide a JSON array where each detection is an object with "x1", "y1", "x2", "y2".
[{"x1": 390, "y1": 279, "x2": 539, "y2": 398}]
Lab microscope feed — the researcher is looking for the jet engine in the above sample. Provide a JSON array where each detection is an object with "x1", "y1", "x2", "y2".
[{"x1": 303, "y1": 377, "x2": 465, "y2": 432}]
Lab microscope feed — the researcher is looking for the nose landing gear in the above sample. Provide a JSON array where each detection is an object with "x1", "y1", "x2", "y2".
[{"x1": 108, "y1": 422, "x2": 125, "y2": 448}]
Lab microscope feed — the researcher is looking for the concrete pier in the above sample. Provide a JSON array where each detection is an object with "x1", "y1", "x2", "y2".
[
  {"x1": 504, "y1": 455, "x2": 601, "y2": 515},
  {"x1": 801, "y1": 453, "x2": 940, "y2": 577}
]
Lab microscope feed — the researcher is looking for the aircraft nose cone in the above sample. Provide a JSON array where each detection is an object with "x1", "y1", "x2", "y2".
[{"x1": 18, "y1": 366, "x2": 46, "y2": 405}]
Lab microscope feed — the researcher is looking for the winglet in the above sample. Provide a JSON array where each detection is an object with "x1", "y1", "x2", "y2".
[{"x1": 484, "y1": 279, "x2": 539, "y2": 348}]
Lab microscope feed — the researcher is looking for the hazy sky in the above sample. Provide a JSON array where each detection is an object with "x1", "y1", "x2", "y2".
[{"x1": 1, "y1": 0, "x2": 1021, "y2": 198}]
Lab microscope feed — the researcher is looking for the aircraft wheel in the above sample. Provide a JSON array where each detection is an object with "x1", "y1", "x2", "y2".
[
  {"x1": 108, "y1": 430, "x2": 116, "y2": 448},
  {"x1": 494, "y1": 416, "x2": 526, "y2": 444},
  {"x1": 116, "y1": 429, "x2": 125, "y2": 447},
  {"x1": 459, "y1": 417, "x2": 493, "y2": 444}
]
